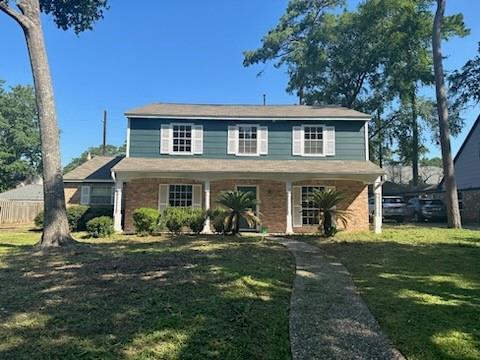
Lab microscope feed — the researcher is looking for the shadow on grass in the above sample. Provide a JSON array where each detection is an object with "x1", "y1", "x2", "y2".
[
  {"x1": 301, "y1": 237, "x2": 480, "y2": 360},
  {"x1": 0, "y1": 236, "x2": 294, "y2": 360}
]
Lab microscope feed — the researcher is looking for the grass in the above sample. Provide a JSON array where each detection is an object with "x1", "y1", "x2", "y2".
[
  {"x1": 0, "y1": 229, "x2": 295, "y2": 360},
  {"x1": 295, "y1": 224, "x2": 480, "y2": 360}
]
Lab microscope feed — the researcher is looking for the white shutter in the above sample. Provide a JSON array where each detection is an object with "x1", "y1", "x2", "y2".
[
  {"x1": 192, "y1": 184, "x2": 202, "y2": 208},
  {"x1": 80, "y1": 186, "x2": 90, "y2": 205},
  {"x1": 292, "y1": 126, "x2": 303, "y2": 156},
  {"x1": 324, "y1": 126, "x2": 335, "y2": 156},
  {"x1": 160, "y1": 124, "x2": 172, "y2": 154},
  {"x1": 192, "y1": 125, "x2": 203, "y2": 154},
  {"x1": 227, "y1": 126, "x2": 238, "y2": 155},
  {"x1": 158, "y1": 184, "x2": 169, "y2": 212},
  {"x1": 258, "y1": 126, "x2": 268, "y2": 155},
  {"x1": 292, "y1": 186, "x2": 302, "y2": 227}
]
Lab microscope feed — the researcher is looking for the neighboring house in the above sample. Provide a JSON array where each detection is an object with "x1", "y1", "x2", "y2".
[
  {"x1": 384, "y1": 165, "x2": 443, "y2": 186},
  {"x1": 0, "y1": 184, "x2": 44, "y2": 202},
  {"x1": 63, "y1": 156, "x2": 124, "y2": 207},
  {"x1": 110, "y1": 103, "x2": 384, "y2": 234},
  {"x1": 441, "y1": 115, "x2": 480, "y2": 223}
]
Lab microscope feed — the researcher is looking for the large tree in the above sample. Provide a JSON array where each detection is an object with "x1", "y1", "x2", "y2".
[
  {"x1": 432, "y1": 0, "x2": 461, "y2": 228},
  {"x1": 244, "y1": 0, "x2": 468, "y2": 185},
  {"x1": 63, "y1": 144, "x2": 125, "y2": 174},
  {"x1": 0, "y1": 0, "x2": 108, "y2": 249},
  {"x1": 449, "y1": 43, "x2": 480, "y2": 108},
  {"x1": 0, "y1": 81, "x2": 41, "y2": 191}
]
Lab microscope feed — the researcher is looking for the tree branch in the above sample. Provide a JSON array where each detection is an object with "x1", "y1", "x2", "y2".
[{"x1": 0, "y1": 0, "x2": 32, "y2": 29}]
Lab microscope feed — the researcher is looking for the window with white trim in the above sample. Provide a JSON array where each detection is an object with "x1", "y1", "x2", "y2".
[
  {"x1": 301, "y1": 186, "x2": 325, "y2": 225},
  {"x1": 169, "y1": 185, "x2": 193, "y2": 207},
  {"x1": 83, "y1": 185, "x2": 114, "y2": 205},
  {"x1": 172, "y1": 125, "x2": 192, "y2": 153},
  {"x1": 303, "y1": 126, "x2": 324, "y2": 155},
  {"x1": 238, "y1": 125, "x2": 258, "y2": 155}
]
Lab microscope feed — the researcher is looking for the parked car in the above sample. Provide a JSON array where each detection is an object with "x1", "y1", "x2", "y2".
[
  {"x1": 406, "y1": 198, "x2": 446, "y2": 222},
  {"x1": 368, "y1": 196, "x2": 407, "y2": 223}
]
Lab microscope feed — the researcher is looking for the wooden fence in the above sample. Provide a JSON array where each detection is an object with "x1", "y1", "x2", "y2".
[{"x1": 0, "y1": 200, "x2": 43, "y2": 225}]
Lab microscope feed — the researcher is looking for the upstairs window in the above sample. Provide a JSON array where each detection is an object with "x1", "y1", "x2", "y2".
[
  {"x1": 303, "y1": 126, "x2": 324, "y2": 155},
  {"x1": 228, "y1": 125, "x2": 268, "y2": 156},
  {"x1": 172, "y1": 125, "x2": 192, "y2": 153},
  {"x1": 160, "y1": 124, "x2": 203, "y2": 155},
  {"x1": 238, "y1": 126, "x2": 258, "y2": 155},
  {"x1": 292, "y1": 125, "x2": 335, "y2": 157}
]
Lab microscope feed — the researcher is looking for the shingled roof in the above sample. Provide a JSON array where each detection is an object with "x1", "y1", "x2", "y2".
[
  {"x1": 64, "y1": 156, "x2": 124, "y2": 182},
  {"x1": 113, "y1": 158, "x2": 383, "y2": 180},
  {"x1": 125, "y1": 103, "x2": 371, "y2": 120},
  {"x1": 0, "y1": 184, "x2": 44, "y2": 201}
]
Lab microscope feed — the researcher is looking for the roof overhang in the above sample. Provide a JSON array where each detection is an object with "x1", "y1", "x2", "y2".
[
  {"x1": 125, "y1": 114, "x2": 371, "y2": 121},
  {"x1": 112, "y1": 158, "x2": 384, "y2": 184}
]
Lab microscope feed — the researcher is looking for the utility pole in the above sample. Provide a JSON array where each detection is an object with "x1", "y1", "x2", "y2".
[
  {"x1": 102, "y1": 110, "x2": 107, "y2": 156},
  {"x1": 263, "y1": 94, "x2": 266, "y2": 106}
]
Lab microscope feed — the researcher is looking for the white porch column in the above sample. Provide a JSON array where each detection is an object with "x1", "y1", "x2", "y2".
[
  {"x1": 113, "y1": 180, "x2": 124, "y2": 232},
  {"x1": 201, "y1": 180, "x2": 213, "y2": 234},
  {"x1": 286, "y1": 181, "x2": 294, "y2": 234},
  {"x1": 373, "y1": 176, "x2": 383, "y2": 234}
]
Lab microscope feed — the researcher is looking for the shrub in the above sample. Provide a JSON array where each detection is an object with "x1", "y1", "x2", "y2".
[
  {"x1": 133, "y1": 208, "x2": 160, "y2": 235},
  {"x1": 81, "y1": 207, "x2": 113, "y2": 229},
  {"x1": 33, "y1": 205, "x2": 98, "y2": 231},
  {"x1": 86, "y1": 216, "x2": 114, "y2": 238},
  {"x1": 186, "y1": 208, "x2": 207, "y2": 234},
  {"x1": 161, "y1": 207, "x2": 190, "y2": 234},
  {"x1": 67, "y1": 205, "x2": 89, "y2": 231},
  {"x1": 208, "y1": 207, "x2": 226, "y2": 234}
]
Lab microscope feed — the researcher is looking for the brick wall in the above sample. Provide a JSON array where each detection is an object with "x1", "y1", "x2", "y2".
[
  {"x1": 123, "y1": 178, "x2": 368, "y2": 234},
  {"x1": 461, "y1": 189, "x2": 480, "y2": 223},
  {"x1": 64, "y1": 183, "x2": 81, "y2": 205},
  {"x1": 292, "y1": 180, "x2": 369, "y2": 233},
  {"x1": 123, "y1": 178, "x2": 203, "y2": 232}
]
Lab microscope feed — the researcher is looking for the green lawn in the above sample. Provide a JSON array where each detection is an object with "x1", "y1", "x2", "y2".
[
  {"x1": 295, "y1": 224, "x2": 480, "y2": 360},
  {"x1": 0, "y1": 229, "x2": 294, "y2": 360}
]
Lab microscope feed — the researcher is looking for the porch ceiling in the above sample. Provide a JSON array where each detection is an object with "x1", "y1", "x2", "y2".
[{"x1": 113, "y1": 158, "x2": 384, "y2": 184}]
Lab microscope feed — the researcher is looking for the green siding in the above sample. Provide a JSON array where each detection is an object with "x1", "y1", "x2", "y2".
[{"x1": 129, "y1": 118, "x2": 367, "y2": 160}]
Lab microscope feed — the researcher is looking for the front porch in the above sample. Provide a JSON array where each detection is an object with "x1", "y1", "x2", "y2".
[{"x1": 111, "y1": 158, "x2": 384, "y2": 234}]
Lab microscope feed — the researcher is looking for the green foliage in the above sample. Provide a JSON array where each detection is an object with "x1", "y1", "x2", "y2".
[
  {"x1": 208, "y1": 207, "x2": 227, "y2": 234},
  {"x1": 66, "y1": 205, "x2": 89, "y2": 231},
  {"x1": 0, "y1": 81, "x2": 41, "y2": 192},
  {"x1": 309, "y1": 188, "x2": 351, "y2": 236},
  {"x1": 216, "y1": 191, "x2": 260, "y2": 235},
  {"x1": 63, "y1": 144, "x2": 125, "y2": 174},
  {"x1": 85, "y1": 216, "x2": 113, "y2": 238},
  {"x1": 34, "y1": 205, "x2": 112, "y2": 231},
  {"x1": 449, "y1": 43, "x2": 480, "y2": 108},
  {"x1": 186, "y1": 208, "x2": 208, "y2": 235},
  {"x1": 420, "y1": 157, "x2": 442, "y2": 167},
  {"x1": 34, "y1": 211, "x2": 44, "y2": 229},
  {"x1": 38, "y1": 0, "x2": 109, "y2": 34},
  {"x1": 161, "y1": 207, "x2": 190, "y2": 234},
  {"x1": 244, "y1": 0, "x2": 469, "y2": 167},
  {"x1": 132, "y1": 208, "x2": 160, "y2": 235}
]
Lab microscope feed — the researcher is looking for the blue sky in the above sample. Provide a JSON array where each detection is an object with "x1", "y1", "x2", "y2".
[{"x1": 1, "y1": 0, "x2": 479, "y2": 165}]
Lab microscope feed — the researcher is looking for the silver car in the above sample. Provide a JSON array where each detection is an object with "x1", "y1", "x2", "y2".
[{"x1": 369, "y1": 196, "x2": 407, "y2": 223}]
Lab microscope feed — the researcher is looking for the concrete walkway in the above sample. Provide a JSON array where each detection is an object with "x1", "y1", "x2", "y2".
[{"x1": 271, "y1": 237, "x2": 405, "y2": 360}]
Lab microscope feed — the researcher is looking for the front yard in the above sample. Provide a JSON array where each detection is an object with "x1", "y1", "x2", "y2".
[
  {"x1": 0, "y1": 230, "x2": 294, "y2": 359},
  {"x1": 295, "y1": 225, "x2": 480, "y2": 360}
]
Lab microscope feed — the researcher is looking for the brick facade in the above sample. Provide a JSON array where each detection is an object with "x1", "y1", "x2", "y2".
[
  {"x1": 64, "y1": 183, "x2": 82, "y2": 205},
  {"x1": 122, "y1": 177, "x2": 369, "y2": 234},
  {"x1": 460, "y1": 189, "x2": 480, "y2": 223}
]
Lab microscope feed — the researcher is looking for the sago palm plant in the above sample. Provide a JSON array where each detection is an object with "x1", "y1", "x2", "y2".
[
  {"x1": 309, "y1": 188, "x2": 351, "y2": 236},
  {"x1": 216, "y1": 190, "x2": 260, "y2": 235}
]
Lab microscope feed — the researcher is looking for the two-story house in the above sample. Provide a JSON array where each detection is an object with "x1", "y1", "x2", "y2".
[{"x1": 110, "y1": 103, "x2": 385, "y2": 234}]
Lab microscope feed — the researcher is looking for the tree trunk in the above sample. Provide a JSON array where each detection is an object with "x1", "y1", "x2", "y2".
[
  {"x1": 433, "y1": 0, "x2": 462, "y2": 228},
  {"x1": 20, "y1": 0, "x2": 75, "y2": 247},
  {"x1": 411, "y1": 88, "x2": 420, "y2": 187}
]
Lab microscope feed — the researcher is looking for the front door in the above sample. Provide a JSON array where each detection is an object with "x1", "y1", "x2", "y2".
[{"x1": 236, "y1": 185, "x2": 258, "y2": 231}]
